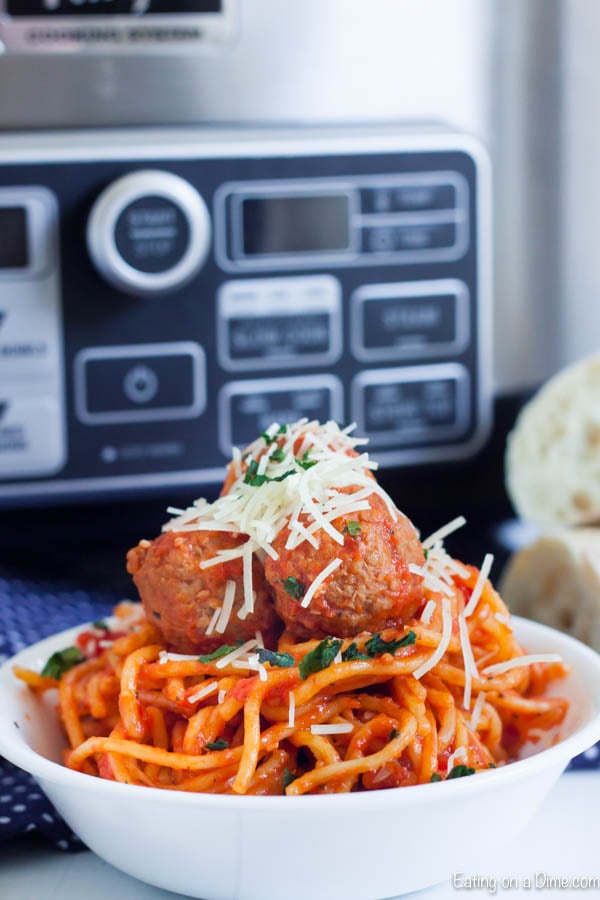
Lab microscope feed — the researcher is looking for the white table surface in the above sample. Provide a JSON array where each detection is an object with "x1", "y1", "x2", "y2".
[{"x1": 0, "y1": 770, "x2": 598, "y2": 900}]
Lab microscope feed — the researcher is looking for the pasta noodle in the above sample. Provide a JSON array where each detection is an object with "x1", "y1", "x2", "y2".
[{"x1": 15, "y1": 571, "x2": 568, "y2": 796}]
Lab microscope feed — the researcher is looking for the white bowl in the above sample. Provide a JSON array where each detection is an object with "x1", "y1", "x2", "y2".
[{"x1": 1, "y1": 616, "x2": 600, "y2": 900}]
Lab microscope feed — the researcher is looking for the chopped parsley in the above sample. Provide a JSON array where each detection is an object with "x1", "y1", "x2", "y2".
[
  {"x1": 340, "y1": 630, "x2": 417, "y2": 662},
  {"x1": 256, "y1": 648, "x2": 295, "y2": 668},
  {"x1": 299, "y1": 636, "x2": 343, "y2": 680},
  {"x1": 261, "y1": 430, "x2": 276, "y2": 445},
  {"x1": 41, "y1": 646, "x2": 85, "y2": 679},
  {"x1": 446, "y1": 764, "x2": 476, "y2": 779},
  {"x1": 364, "y1": 630, "x2": 417, "y2": 657},
  {"x1": 282, "y1": 576, "x2": 305, "y2": 601},
  {"x1": 423, "y1": 548, "x2": 429, "y2": 560},
  {"x1": 197, "y1": 641, "x2": 243, "y2": 663},
  {"x1": 270, "y1": 447, "x2": 286, "y2": 462},
  {"x1": 344, "y1": 520, "x2": 361, "y2": 537},
  {"x1": 430, "y1": 772, "x2": 442, "y2": 782},
  {"x1": 244, "y1": 458, "x2": 296, "y2": 487},
  {"x1": 341, "y1": 642, "x2": 370, "y2": 662},
  {"x1": 92, "y1": 620, "x2": 109, "y2": 630},
  {"x1": 283, "y1": 768, "x2": 297, "y2": 790},
  {"x1": 296, "y1": 450, "x2": 317, "y2": 471},
  {"x1": 205, "y1": 739, "x2": 228, "y2": 751}
]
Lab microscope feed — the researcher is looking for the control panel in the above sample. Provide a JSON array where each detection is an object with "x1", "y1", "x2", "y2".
[{"x1": 0, "y1": 126, "x2": 491, "y2": 505}]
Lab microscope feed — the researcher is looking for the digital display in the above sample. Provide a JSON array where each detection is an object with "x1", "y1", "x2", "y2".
[
  {"x1": 0, "y1": 207, "x2": 29, "y2": 270},
  {"x1": 242, "y1": 195, "x2": 351, "y2": 257},
  {"x1": 6, "y1": 1, "x2": 222, "y2": 16}
]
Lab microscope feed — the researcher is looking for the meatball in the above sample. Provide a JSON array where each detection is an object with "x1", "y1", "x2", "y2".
[
  {"x1": 264, "y1": 492, "x2": 425, "y2": 639},
  {"x1": 126, "y1": 530, "x2": 279, "y2": 654}
]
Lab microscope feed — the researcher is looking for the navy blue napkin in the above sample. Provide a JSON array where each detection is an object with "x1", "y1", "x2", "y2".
[{"x1": 0, "y1": 566, "x2": 117, "y2": 850}]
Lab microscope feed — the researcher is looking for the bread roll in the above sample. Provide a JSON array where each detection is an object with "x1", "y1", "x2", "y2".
[
  {"x1": 499, "y1": 529, "x2": 600, "y2": 651},
  {"x1": 505, "y1": 353, "x2": 600, "y2": 526}
]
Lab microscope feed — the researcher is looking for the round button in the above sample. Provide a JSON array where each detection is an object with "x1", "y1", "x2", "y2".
[
  {"x1": 123, "y1": 364, "x2": 159, "y2": 405},
  {"x1": 87, "y1": 170, "x2": 211, "y2": 297}
]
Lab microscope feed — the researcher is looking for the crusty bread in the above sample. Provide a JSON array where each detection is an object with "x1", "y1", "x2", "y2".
[
  {"x1": 499, "y1": 529, "x2": 600, "y2": 651},
  {"x1": 505, "y1": 353, "x2": 600, "y2": 526}
]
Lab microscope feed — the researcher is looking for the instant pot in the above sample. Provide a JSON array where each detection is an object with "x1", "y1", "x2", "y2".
[{"x1": 0, "y1": 0, "x2": 595, "y2": 546}]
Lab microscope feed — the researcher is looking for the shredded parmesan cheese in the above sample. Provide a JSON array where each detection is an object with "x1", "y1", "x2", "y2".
[
  {"x1": 215, "y1": 639, "x2": 259, "y2": 669},
  {"x1": 470, "y1": 692, "x2": 487, "y2": 731},
  {"x1": 310, "y1": 723, "x2": 354, "y2": 735},
  {"x1": 215, "y1": 580, "x2": 236, "y2": 634},
  {"x1": 187, "y1": 680, "x2": 218, "y2": 704},
  {"x1": 413, "y1": 597, "x2": 453, "y2": 680},
  {"x1": 420, "y1": 599, "x2": 437, "y2": 625},
  {"x1": 288, "y1": 692, "x2": 296, "y2": 728},
  {"x1": 464, "y1": 552, "x2": 494, "y2": 617},
  {"x1": 446, "y1": 746, "x2": 467, "y2": 771},
  {"x1": 161, "y1": 420, "x2": 388, "y2": 601},
  {"x1": 482, "y1": 653, "x2": 562, "y2": 677},
  {"x1": 458, "y1": 613, "x2": 479, "y2": 710},
  {"x1": 300, "y1": 557, "x2": 343, "y2": 608},
  {"x1": 422, "y1": 516, "x2": 466, "y2": 550},
  {"x1": 205, "y1": 606, "x2": 221, "y2": 637},
  {"x1": 158, "y1": 650, "x2": 200, "y2": 664}
]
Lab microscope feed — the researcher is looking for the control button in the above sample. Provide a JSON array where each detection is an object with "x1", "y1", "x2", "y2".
[
  {"x1": 361, "y1": 182, "x2": 457, "y2": 214},
  {"x1": 218, "y1": 375, "x2": 343, "y2": 456},
  {"x1": 87, "y1": 170, "x2": 211, "y2": 297},
  {"x1": 123, "y1": 364, "x2": 159, "y2": 404},
  {"x1": 217, "y1": 275, "x2": 342, "y2": 371},
  {"x1": 114, "y1": 196, "x2": 190, "y2": 275},
  {"x1": 0, "y1": 395, "x2": 64, "y2": 478},
  {"x1": 0, "y1": 304, "x2": 60, "y2": 380},
  {"x1": 75, "y1": 342, "x2": 206, "y2": 425},
  {"x1": 351, "y1": 279, "x2": 469, "y2": 363},
  {"x1": 352, "y1": 364, "x2": 470, "y2": 448},
  {"x1": 364, "y1": 222, "x2": 460, "y2": 255}
]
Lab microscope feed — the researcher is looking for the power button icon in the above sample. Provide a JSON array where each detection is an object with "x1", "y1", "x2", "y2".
[{"x1": 123, "y1": 364, "x2": 159, "y2": 404}]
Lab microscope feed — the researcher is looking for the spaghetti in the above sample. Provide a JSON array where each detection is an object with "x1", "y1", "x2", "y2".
[{"x1": 14, "y1": 420, "x2": 569, "y2": 796}]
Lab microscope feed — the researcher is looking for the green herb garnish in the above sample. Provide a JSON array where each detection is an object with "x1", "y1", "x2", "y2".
[
  {"x1": 364, "y1": 630, "x2": 416, "y2": 657},
  {"x1": 282, "y1": 576, "x2": 305, "y2": 601},
  {"x1": 198, "y1": 641, "x2": 243, "y2": 663},
  {"x1": 256, "y1": 648, "x2": 295, "y2": 668},
  {"x1": 296, "y1": 450, "x2": 317, "y2": 471},
  {"x1": 283, "y1": 768, "x2": 297, "y2": 790},
  {"x1": 92, "y1": 620, "x2": 109, "y2": 630},
  {"x1": 299, "y1": 637, "x2": 343, "y2": 680},
  {"x1": 244, "y1": 458, "x2": 296, "y2": 487},
  {"x1": 205, "y1": 739, "x2": 228, "y2": 751},
  {"x1": 341, "y1": 641, "x2": 370, "y2": 662},
  {"x1": 41, "y1": 646, "x2": 85, "y2": 679},
  {"x1": 344, "y1": 520, "x2": 361, "y2": 537},
  {"x1": 430, "y1": 772, "x2": 442, "y2": 782},
  {"x1": 271, "y1": 447, "x2": 286, "y2": 462},
  {"x1": 446, "y1": 764, "x2": 476, "y2": 779},
  {"x1": 423, "y1": 548, "x2": 429, "y2": 560},
  {"x1": 261, "y1": 431, "x2": 276, "y2": 445}
]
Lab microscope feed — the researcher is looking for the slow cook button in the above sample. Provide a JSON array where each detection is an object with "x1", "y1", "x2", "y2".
[
  {"x1": 0, "y1": 396, "x2": 65, "y2": 478},
  {"x1": 74, "y1": 342, "x2": 206, "y2": 425}
]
